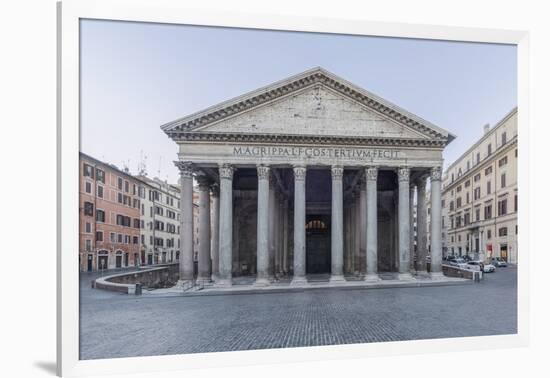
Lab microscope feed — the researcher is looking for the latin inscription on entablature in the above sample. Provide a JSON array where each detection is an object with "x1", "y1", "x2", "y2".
[{"x1": 178, "y1": 142, "x2": 443, "y2": 167}]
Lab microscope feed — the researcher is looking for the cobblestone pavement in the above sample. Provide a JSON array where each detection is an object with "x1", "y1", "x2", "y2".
[{"x1": 79, "y1": 266, "x2": 517, "y2": 360}]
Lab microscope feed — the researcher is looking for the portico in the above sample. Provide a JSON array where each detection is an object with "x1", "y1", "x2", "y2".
[{"x1": 162, "y1": 67, "x2": 455, "y2": 287}]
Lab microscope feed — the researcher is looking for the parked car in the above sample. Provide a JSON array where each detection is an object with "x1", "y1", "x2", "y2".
[
  {"x1": 462, "y1": 255, "x2": 473, "y2": 262},
  {"x1": 490, "y1": 257, "x2": 508, "y2": 267},
  {"x1": 448, "y1": 258, "x2": 467, "y2": 268},
  {"x1": 467, "y1": 260, "x2": 495, "y2": 273}
]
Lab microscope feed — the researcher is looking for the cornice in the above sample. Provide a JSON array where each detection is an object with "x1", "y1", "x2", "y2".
[
  {"x1": 161, "y1": 68, "x2": 454, "y2": 144},
  {"x1": 170, "y1": 131, "x2": 448, "y2": 148}
]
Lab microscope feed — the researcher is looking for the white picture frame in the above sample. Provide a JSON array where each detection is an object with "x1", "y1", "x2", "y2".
[{"x1": 57, "y1": 1, "x2": 530, "y2": 376}]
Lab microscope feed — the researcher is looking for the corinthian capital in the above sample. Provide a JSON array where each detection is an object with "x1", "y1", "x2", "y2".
[
  {"x1": 331, "y1": 165, "x2": 344, "y2": 180},
  {"x1": 174, "y1": 161, "x2": 194, "y2": 178},
  {"x1": 365, "y1": 166, "x2": 378, "y2": 181},
  {"x1": 430, "y1": 166, "x2": 442, "y2": 181},
  {"x1": 293, "y1": 165, "x2": 307, "y2": 181},
  {"x1": 218, "y1": 164, "x2": 234, "y2": 180},
  {"x1": 257, "y1": 164, "x2": 270, "y2": 180},
  {"x1": 397, "y1": 167, "x2": 410, "y2": 182}
]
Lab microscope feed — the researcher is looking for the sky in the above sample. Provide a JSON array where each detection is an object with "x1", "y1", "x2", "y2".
[{"x1": 80, "y1": 19, "x2": 517, "y2": 184}]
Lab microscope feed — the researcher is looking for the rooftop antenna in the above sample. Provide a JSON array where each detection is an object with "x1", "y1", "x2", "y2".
[{"x1": 138, "y1": 150, "x2": 148, "y2": 176}]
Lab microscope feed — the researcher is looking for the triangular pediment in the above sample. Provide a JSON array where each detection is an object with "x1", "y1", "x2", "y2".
[
  {"x1": 195, "y1": 85, "x2": 426, "y2": 139},
  {"x1": 162, "y1": 67, "x2": 455, "y2": 145}
]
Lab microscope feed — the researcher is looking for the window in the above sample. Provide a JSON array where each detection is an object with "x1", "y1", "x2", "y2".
[
  {"x1": 467, "y1": 161, "x2": 470, "y2": 170},
  {"x1": 485, "y1": 204, "x2": 493, "y2": 219},
  {"x1": 514, "y1": 195, "x2": 518, "y2": 212},
  {"x1": 501, "y1": 173, "x2": 506, "y2": 188},
  {"x1": 499, "y1": 156, "x2": 508, "y2": 167},
  {"x1": 133, "y1": 218, "x2": 140, "y2": 229},
  {"x1": 85, "y1": 182, "x2": 92, "y2": 194},
  {"x1": 499, "y1": 227, "x2": 508, "y2": 237},
  {"x1": 95, "y1": 231, "x2": 103, "y2": 242},
  {"x1": 96, "y1": 209, "x2": 105, "y2": 223},
  {"x1": 83, "y1": 202, "x2": 94, "y2": 216},
  {"x1": 476, "y1": 152, "x2": 480, "y2": 164},
  {"x1": 474, "y1": 173, "x2": 481, "y2": 182},
  {"x1": 485, "y1": 166, "x2": 493, "y2": 176},
  {"x1": 97, "y1": 185, "x2": 104, "y2": 198},
  {"x1": 85, "y1": 222, "x2": 91, "y2": 233},
  {"x1": 487, "y1": 181, "x2": 492, "y2": 195},
  {"x1": 116, "y1": 214, "x2": 131, "y2": 227},
  {"x1": 502, "y1": 132, "x2": 507, "y2": 145},
  {"x1": 117, "y1": 234, "x2": 123, "y2": 243},
  {"x1": 466, "y1": 192, "x2": 470, "y2": 204},
  {"x1": 474, "y1": 187, "x2": 481, "y2": 200},
  {"x1": 124, "y1": 180, "x2": 129, "y2": 193},
  {"x1": 465, "y1": 180, "x2": 470, "y2": 188},
  {"x1": 96, "y1": 168, "x2": 105, "y2": 183},
  {"x1": 475, "y1": 208, "x2": 480, "y2": 221},
  {"x1": 85, "y1": 239, "x2": 92, "y2": 251},
  {"x1": 464, "y1": 213, "x2": 470, "y2": 225},
  {"x1": 498, "y1": 199, "x2": 508, "y2": 216},
  {"x1": 117, "y1": 192, "x2": 123, "y2": 204},
  {"x1": 141, "y1": 235, "x2": 145, "y2": 244},
  {"x1": 110, "y1": 232, "x2": 116, "y2": 243},
  {"x1": 456, "y1": 197, "x2": 462, "y2": 208},
  {"x1": 133, "y1": 184, "x2": 136, "y2": 195},
  {"x1": 457, "y1": 185, "x2": 462, "y2": 193},
  {"x1": 487, "y1": 143, "x2": 492, "y2": 156},
  {"x1": 83, "y1": 163, "x2": 94, "y2": 178},
  {"x1": 449, "y1": 201, "x2": 454, "y2": 211},
  {"x1": 117, "y1": 177, "x2": 123, "y2": 190},
  {"x1": 133, "y1": 236, "x2": 139, "y2": 244},
  {"x1": 515, "y1": 149, "x2": 518, "y2": 158}
]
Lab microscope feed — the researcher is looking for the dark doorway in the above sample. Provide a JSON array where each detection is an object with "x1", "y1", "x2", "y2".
[
  {"x1": 98, "y1": 255, "x2": 108, "y2": 271},
  {"x1": 87, "y1": 254, "x2": 93, "y2": 272},
  {"x1": 115, "y1": 254, "x2": 122, "y2": 268},
  {"x1": 306, "y1": 214, "x2": 331, "y2": 274},
  {"x1": 147, "y1": 254, "x2": 153, "y2": 265},
  {"x1": 124, "y1": 253, "x2": 129, "y2": 267}
]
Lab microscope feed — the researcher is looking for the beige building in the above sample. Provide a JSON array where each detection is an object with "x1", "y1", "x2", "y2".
[
  {"x1": 136, "y1": 175, "x2": 182, "y2": 266},
  {"x1": 442, "y1": 108, "x2": 518, "y2": 263}
]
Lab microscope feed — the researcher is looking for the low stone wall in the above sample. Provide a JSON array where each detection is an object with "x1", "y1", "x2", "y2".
[
  {"x1": 93, "y1": 263, "x2": 179, "y2": 295},
  {"x1": 442, "y1": 264, "x2": 480, "y2": 280}
]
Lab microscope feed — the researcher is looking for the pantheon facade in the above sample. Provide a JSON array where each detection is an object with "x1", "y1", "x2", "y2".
[{"x1": 162, "y1": 68, "x2": 455, "y2": 286}]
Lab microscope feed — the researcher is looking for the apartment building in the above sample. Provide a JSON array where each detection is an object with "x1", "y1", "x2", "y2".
[
  {"x1": 136, "y1": 175, "x2": 182, "y2": 266},
  {"x1": 442, "y1": 108, "x2": 518, "y2": 263},
  {"x1": 79, "y1": 153, "x2": 142, "y2": 271}
]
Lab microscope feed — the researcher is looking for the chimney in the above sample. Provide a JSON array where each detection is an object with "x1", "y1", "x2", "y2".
[{"x1": 483, "y1": 123, "x2": 491, "y2": 134}]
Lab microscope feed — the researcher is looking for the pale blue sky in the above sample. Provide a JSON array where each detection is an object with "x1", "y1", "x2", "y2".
[{"x1": 80, "y1": 19, "x2": 517, "y2": 184}]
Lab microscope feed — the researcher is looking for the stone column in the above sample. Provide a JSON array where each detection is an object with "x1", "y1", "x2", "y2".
[
  {"x1": 255, "y1": 165, "x2": 270, "y2": 286},
  {"x1": 291, "y1": 165, "x2": 307, "y2": 285},
  {"x1": 365, "y1": 166, "x2": 380, "y2": 281},
  {"x1": 217, "y1": 164, "x2": 234, "y2": 286},
  {"x1": 416, "y1": 176, "x2": 428, "y2": 273},
  {"x1": 430, "y1": 166, "x2": 444, "y2": 278},
  {"x1": 330, "y1": 165, "x2": 345, "y2": 282},
  {"x1": 175, "y1": 161, "x2": 194, "y2": 283},
  {"x1": 354, "y1": 190, "x2": 361, "y2": 275},
  {"x1": 197, "y1": 176, "x2": 211, "y2": 282},
  {"x1": 398, "y1": 167, "x2": 413, "y2": 280},
  {"x1": 359, "y1": 176, "x2": 367, "y2": 275},
  {"x1": 210, "y1": 184, "x2": 220, "y2": 281},
  {"x1": 282, "y1": 198, "x2": 289, "y2": 274},
  {"x1": 409, "y1": 184, "x2": 415, "y2": 273},
  {"x1": 268, "y1": 175, "x2": 276, "y2": 280}
]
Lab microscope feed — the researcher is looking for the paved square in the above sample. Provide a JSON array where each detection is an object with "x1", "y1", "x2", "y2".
[{"x1": 79, "y1": 267, "x2": 517, "y2": 360}]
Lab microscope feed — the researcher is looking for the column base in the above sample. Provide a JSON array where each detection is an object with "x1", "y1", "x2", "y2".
[
  {"x1": 430, "y1": 272, "x2": 446, "y2": 280},
  {"x1": 214, "y1": 278, "x2": 233, "y2": 287},
  {"x1": 290, "y1": 276, "x2": 308, "y2": 286},
  {"x1": 397, "y1": 272, "x2": 415, "y2": 281},
  {"x1": 175, "y1": 279, "x2": 193, "y2": 288},
  {"x1": 329, "y1": 274, "x2": 346, "y2": 283},
  {"x1": 253, "y1": 277, "x2": 271, "y2": 287},
  {"x1": 364, "y1": 273, "x2": 381, "y2": 282}
]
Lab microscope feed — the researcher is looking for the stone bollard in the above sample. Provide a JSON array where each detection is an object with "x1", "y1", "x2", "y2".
[{"x1": 135, "y1": 283, "x2": 142, "y2": 295}]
